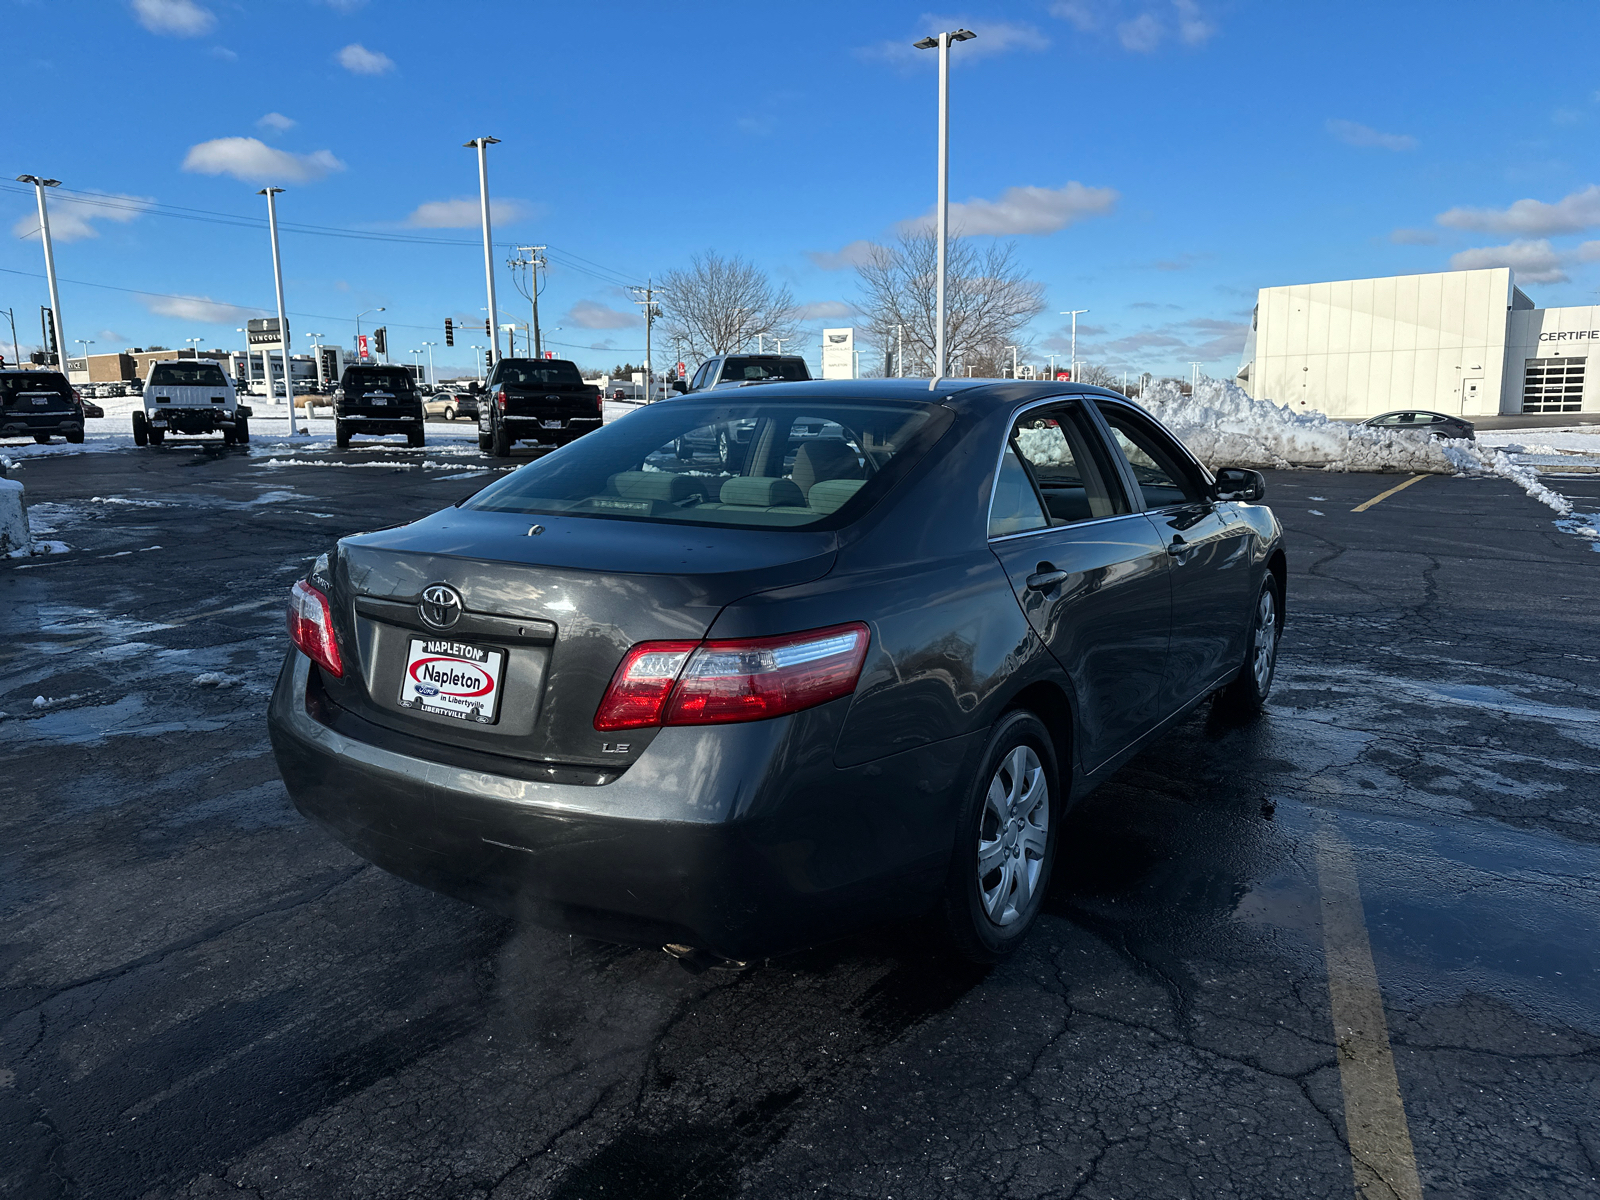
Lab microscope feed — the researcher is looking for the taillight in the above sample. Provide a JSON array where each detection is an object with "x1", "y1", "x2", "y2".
[
  {"x1": 594, "y1": 623, "x2": 869, "y2": 731},
  {"x1": 495, "y1": 389, "x2": 507, "y2": 411},
  {"x1": 286, "y1": 579, "x2": 344, "y2": 677}
]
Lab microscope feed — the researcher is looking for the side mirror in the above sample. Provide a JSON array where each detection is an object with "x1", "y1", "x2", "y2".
[
  {"x1": 671, "y1": 380, "x2": 688, "y2": 394},
  {"x1": 1213, "y1": 467, "x2": 1265, "y2": 502}
]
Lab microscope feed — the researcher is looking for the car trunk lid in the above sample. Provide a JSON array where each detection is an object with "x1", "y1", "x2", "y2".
[{"x1": 316, "y1": 507, "x2": 837, "y2": 768}]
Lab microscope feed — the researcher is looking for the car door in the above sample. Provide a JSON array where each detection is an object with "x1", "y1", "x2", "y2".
[
  {"x1": 987, "y1": 400, "x2": 1172, "y2": 772},
  {"x1": 1091, "y1": 399, "x2": 1252, "y2": 712}
]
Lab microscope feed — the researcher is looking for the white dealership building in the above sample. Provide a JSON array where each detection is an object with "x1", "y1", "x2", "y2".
[{"x1": 1237, "y1": 266, "x2": 1598, "y2": 418}]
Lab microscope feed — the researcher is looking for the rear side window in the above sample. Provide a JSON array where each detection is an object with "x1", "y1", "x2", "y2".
[
  {"x1": 463, "y1": 399, "x2": 949, "y2": 530},
  {"x1": 148, "y1": 362, "x2": 228, "y2": 387}
]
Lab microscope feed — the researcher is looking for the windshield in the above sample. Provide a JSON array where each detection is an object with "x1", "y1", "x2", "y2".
[
  {"x1": 462, "y1": 399, "x2": 948, "y2": 530},
  {"x1": 343, "y1": 370, "x2": 414, "y2": 394},
  {"x1": 494, "y1": 359, "x2": 584, "y2": 387},
  {"x1": 148, "y1": 362, "x2": 228, "y2": 387},
  {"x1": 718, "y1": 357, "x2": 809, "y2": 384}
]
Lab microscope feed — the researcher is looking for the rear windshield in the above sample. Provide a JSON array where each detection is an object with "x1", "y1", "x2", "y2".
[
  {"x1": 494, "y1": 359, "x2": 584, "y2": 387},
  {"x1": 463, "y1": 399, "x2": 950, "y2": 530},
  {"x1": 1, "y1": 372, "x2": 70, "y2": 396},
  {"x1": 718, "y1": 357, "x2": 809, "y2": 383},
  {"x1": 343, "y1": 369, "x2": 415, "y2": 394},
  {"x1": 148, "y1": 362, "x2": 229, "y2": 387}
]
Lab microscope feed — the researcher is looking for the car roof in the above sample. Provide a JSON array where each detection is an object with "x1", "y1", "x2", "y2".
[
  {"x1": 1368, "y1": 409, "x2": 1455, "y2": 420},
  {"x1": 667, "y1": 377, "x2": 1130, "y2": 417}
]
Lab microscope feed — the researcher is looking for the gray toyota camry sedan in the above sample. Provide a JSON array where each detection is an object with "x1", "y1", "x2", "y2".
[{"x1": 269, "y1": 380, "x2": 1285, "y2": 962}]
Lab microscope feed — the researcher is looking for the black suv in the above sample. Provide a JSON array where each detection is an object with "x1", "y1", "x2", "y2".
[
  {"x1": 334, "y1": 365, "x2": 425, "y2": 448},
  {"x1": 0, "y1": 370, "x2": 85, "y2": 444},
  {"x1": 478, "y1": 358, "x2": 602, "y2": 457}
]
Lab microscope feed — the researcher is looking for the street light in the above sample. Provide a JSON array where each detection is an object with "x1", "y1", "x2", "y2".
[
  {"x1": 465, "y1": 136, "x2": 502, "y2": 364},
  {"x1": 469, "y1": 346, "x2": 484, "y2": 383},
  {"x1": 17, "y1": 174, "x2": 64, "y2": 365},
  {"x1": 74, "y1": 338, "x2": 93, "y2": 365},
  {"x1": 1005, "y1": 344, "x2": 1018, "y2": 378},
  {"x1": 421, "y1": 341, "x2": 437, "y2": 386},
  {"x1": 184, "y1": 336, "x2": 202, "y2": 358},
  {"x1": 258, "y1": 186, "x2": 301, "y2": 436},
  {"x1": 307, "y1": 333, "x2": 326, "y2": 391},
  {"x1": 912, "y1": 27, "x2": 975, "y2": 386},
  {"x1": 355, "y1": 307, "x2": 384, "y2": 359},
  {"x1": 1061, "y1": 310, "x2": 1088, "y2": 382}
]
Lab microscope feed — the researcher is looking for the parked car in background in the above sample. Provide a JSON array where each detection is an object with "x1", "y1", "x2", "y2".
[
  {"x1": 269, "y1": 380, "x2": 1285, "y2": 964},
  {"x1": 684, "y1": 353, "x2": 812, "y2": 393},
  {"x1": 1360, "y1": 410, "x2": 1475, "y2": 440},
  {"x1": 0, "y1": 370, "x2": 86, "y2": 443},
  {"x1": 333, "y1": 365, "x2": 425, "y2": 448},
  {"x1": 132, "y1": 359, "x2": 249, "y2": 446},
  {"x1": 477, "y1": 357, "x2": 602, "y2": 457},
  {"x1": 425, "y1": 390, "x2": 479, "y2": 421}
]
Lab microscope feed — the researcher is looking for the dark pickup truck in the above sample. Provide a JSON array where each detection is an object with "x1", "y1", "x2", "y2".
[
  {"x1": 477, "y1": 358, "x2": 602, "y2": 457},
  {"x1": 1, "y1": 370, "x2": 85, "y2": 444}
]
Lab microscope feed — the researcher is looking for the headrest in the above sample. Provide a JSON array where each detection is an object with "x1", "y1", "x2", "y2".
[
  {"x1": 807, "y1": 478, "x2": 866, "y2": 515},
  {"x1": 719, "y1": 476, "x2": 805, "y2": 507},
  {"x1": 792, "y1": 439, "x2": 864, "y2": 494},
  {"x1": 609, "y1": 471, "x2": 704, "y2": 503}
]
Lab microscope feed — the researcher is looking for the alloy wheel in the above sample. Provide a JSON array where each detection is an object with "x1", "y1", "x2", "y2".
[
  {"x1": 976, "y1": 744, "x2": 1049, "y2": 927},
  {"x1": 1252, "y1": 587, "x2": 1278, "y2": 692}
]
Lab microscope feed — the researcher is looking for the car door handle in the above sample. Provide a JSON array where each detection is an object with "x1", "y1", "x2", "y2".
[
  {"x1": 1026, "y1": 569, "x2": 1069, "y2": 591},
  {"x1": 1166, "y1": 537, "x2": 1191, "y2": 557}
]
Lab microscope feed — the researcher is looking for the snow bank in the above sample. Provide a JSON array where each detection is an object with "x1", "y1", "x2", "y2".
[
  {"x1": 0, "y1": 476, "x2": 27, "y2": 555},
  {"x1": 1138, "y1": 377, "x2": 1582, "y2": 517}
]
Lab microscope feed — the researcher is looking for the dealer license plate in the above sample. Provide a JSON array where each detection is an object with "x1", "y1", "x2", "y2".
[
  {"x1": 31, "y1": 397, "x2": 48, "y2": 406},
  {"x1": 398, "y1": 637, "x2": 505, "y2": 724},
  {"x1": 371, "y1": 396, "x2": 390, "y2": 406},
  {"x1": 541, "y1": 418, "x2": 563, "y2": 429}
]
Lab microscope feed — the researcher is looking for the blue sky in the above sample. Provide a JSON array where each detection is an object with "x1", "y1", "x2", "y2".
[{"x1": 6, "y1": 0, "x2": 1600, "y2": 381}]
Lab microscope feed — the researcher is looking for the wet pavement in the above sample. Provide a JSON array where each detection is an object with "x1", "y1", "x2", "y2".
[{"x1": 1, "y1": 439, "x2": 1597, "y2": 1199}]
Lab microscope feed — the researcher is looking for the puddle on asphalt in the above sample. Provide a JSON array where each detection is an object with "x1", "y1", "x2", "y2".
[{"x1": 2, "y1": 694, "x2": 231, "y2": 745}]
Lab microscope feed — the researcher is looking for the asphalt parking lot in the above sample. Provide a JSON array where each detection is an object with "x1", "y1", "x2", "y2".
[{"x1": 2, "y1": 435, "x2": 1597, "y2": 1200}]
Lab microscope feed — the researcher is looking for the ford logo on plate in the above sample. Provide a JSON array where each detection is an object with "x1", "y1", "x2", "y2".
[{"x1": 419, "y1": 583, "x2": 464, "y2": 630}]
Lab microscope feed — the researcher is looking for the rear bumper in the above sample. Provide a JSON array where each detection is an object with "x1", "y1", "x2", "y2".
[
  {"x1": 339, "y1": 412, "x2": 421, "y2": 435},
  {"x1": 148, "y1": 407, "x2": 236, "y2": 434},
  {"x1": 267, "y1": 650, "x2": 978, "y2": 958},
  {"x1": 500, "y1": 414, "x2": 602, "y2": 443},
  {"x1": 1, "y1": 412, "x2": 79, "y2": 437}
]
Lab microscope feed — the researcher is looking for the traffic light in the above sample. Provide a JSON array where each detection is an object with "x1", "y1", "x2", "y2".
[
  {"x1": 444, "y1": 317, "x2": 454, "y2": 347},
  {"x1": 484, "y1": 318, "x2": 491, "y2": 336},
  {"x1": 484, "y1": 350, "x2": 493, "y2": 370},
  {"x1": 373, "y1": 326, "x2": 387, "y2": 356}
]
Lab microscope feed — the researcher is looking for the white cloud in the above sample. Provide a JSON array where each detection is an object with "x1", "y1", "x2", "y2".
[
  {"x1": 337, "y1": 43, "x2": 394, "y2": 75},
  {"x1": 565, "y1": 300, "x2": 639, "y2": 330},
  {"x1": 1326, "y1": 119, "x2": 1417, "y2": 151},
  {"x1": 131, "y1": 0, "x2": 215, "y2": 37},
  {"x1": 807, "y1": 240, "x2": 878, "y2": 271},
  {"x1": 404, "y1": 197, "x2": 536, "y2": 228},
  {"x1": 96, "y1": 329, "x2": 130, "y2": 344},
  {"x1": 1437, "y1": 184, "x2": 1600, "y2": 237},
  {"x1": 11, "y1": 191, "x2": 152, "y2": 244},
  {"x1": 1450, "y1": 239, "x2": 1568, "y2": 284},
  {"x1": 1050, "y1": 1, "x2": 1101, "y2": 31},
  {"x1": 1118, "y1": 13, "x2": 1163, "y2": 51},
  {"x1": 209, "y1": 46, "x2": 237, "y2": 61},
  {"x1": 861, "y1": 18, "x2": 1049, "y2": 65},
  {"x1": 1060, "y1": 315, "x2": 1247, "y2": 364},
  {"x1": 141, "y1": 294, "x2": 264, "y2": 325},
  {"x1": 1054, "y1": 1, "x2": 1217, "y2": 52},
  {"x1": 256, "y1": 112, "x2": 296, "y2": 133},
  {"x1": 899, "y1": 181, "x2": 1118, "y2": 237},
  {"x1": 792, "y1": 301, "x2": 856, "y2": 321},
  {"x1": 1173, "y1": 0, "x2": 1214, "y2": 45},
  {"x1": 182, "y1": 137, "x2": 345, "y2": 183},
  {"x1": 1389, "y1": 228, "x2": 1438, "y2": 245}
]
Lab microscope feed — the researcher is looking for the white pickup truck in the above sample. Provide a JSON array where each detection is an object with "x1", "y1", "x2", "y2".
[{"x1": 132, "y1": 359, "x2": 251, "y2": 446}]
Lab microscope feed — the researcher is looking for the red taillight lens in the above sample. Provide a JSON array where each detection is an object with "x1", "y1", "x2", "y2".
[
  {"x1": 593, "y1": 623, "x2": 869, "y2": 731},
  {"x1": 286, "y1": 579, "x2": 344, "y2": 678},
  {"x1": 495, "y1": 389, "x2": 507, "y2": 411},
  {"x1": 594, "y1": 641, "x2": 699, "y2": 730}
]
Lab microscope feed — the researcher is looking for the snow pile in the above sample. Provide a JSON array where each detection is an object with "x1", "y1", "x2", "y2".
[
  {"x1": 0, "y1": 476, "x2": 26, "y2": 555},
  {"x1": 1136, "y1": 378, "x2": 1457, "y2": 473},
  {"x1": 1440, "y1": 444, "x2": 1573, "y2": 516},
  {"x1": 192, "y1": 672, "x2": 239, "y2": 689}
]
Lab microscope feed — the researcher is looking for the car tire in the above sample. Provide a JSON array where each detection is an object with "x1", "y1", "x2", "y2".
[
  {"x1": 234, "y1": 419, "x2": 250, "y2": 445},
  {"x1": 443, "y1": 406, "x2": 456, "y2": 422},
  {"x1": 408, "y1": 429, "x2": 425, "y2": 449},
  {"x1": 675, "y1": 437, "x2": 693, "y2": 462},
  {"x1": 335, "y1": 420, "x2": 351, "y2": 449},
  {"x1": 66, "y1": 429, "x2": 84, "y2": 444},
  {"x1": 490, "y1": 419, "x2": 511, "y2": 458},
  {"x1": 478, "y1": 431, "x2": 493, "y2": 453},
  {"x1": 33, "y1": 433, "x2": 50, "y2": 444},
  {"x1": 148, "y1": 426, "x2": 164, "y2": 445},
  {"x1": 940, "y1": 710, "x2": 1061, "y2": 964},
  {"x1": 132, "y1": 411, "x2": 149, "y2": 446},
  {"x1": 1217, "y1": 575, "x2": 1282, "y2": 715}
]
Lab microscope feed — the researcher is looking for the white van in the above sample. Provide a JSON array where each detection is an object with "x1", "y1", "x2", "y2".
[{"x1": 133, "y1": 359, "x2": 251, "y2": 446}]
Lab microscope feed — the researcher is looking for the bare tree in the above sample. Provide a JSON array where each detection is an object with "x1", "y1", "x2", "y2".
[
  {"x1": 855, "y1": 231, "x2": 1045, "y2": 377},
  {"x1": 659, "y1": 252, "x2": 798, "y2": 359},
  {"x1": 1072, "y1": 362, "x2": 1126, "y2": 392}
]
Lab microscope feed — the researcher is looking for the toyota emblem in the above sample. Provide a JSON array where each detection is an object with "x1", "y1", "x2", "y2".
[{"x1": 419, "y1": 583, "x2": 464, "y2": 629}]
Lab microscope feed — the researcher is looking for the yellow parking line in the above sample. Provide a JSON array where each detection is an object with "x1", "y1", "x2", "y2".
[
  {"x1": 1352, "y1": 474, "x2": 1429, "y2": 513},
  {"x1": 1316, "y1": 823, "x2": 1423, "y2": 1200}
]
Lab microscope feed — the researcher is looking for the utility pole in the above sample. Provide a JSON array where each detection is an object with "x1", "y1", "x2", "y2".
[
  {"x1": 258, "y1": 186, "x2": 300, "y2": 436},
  {"x1": 508, "y1": 245, "x2": 546, "y2": 357},
  {"x1": 630, "y1": 279, "x2": 661, "y2": 401},
  {"x1": 17, "y1": 175, "x2": 64, "y2": 367},
  {"x1": 465, "y1": 136, "x2": 502, "y2": 364},
  {"x1": 913, "y1": 28, "x2": 975, "y2": 385}
]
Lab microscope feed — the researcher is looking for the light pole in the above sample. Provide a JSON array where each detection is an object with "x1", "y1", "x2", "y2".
[
  {"x1": 896, "y1": 324, "x2": 904, "y2": 378},
  {"x1": 307, "y1": 333, "x2": 326, "y2": 391},
  {"x1": 184, "y1": 336, "x2": 202, "y2": 358},
  {"x1": 500, "y1": 323, "x2": 519, "y2": 357},
  {"x1": 422, "y1": 341, "x2": 437, "y2": 386},
  {"x1": 1006, "y1": 344, "x2": 1018, "y2": 378},
  {"x1": 17, "y1": 175, "x2": 64, "y2": 366},
  {"x1": 1, "y1": 307, "x2": 19, "y2": 367},
  {"x1": 74, "y1": 339, "x2": 93, "y2": 368},
  {"x1": 355, "y1": 307, "x2": 384, "y2": 360},
  {"x1": 258, "y1": 186, "x2": 300, "y2": 435},
  {"x1": 1189, "y1": 361, "x2": 1203, "y2": 394},
  {"x1": 1061, "y1": 310, "x2": 1088, "y2": 382},
  {"x1": 1048, "y1": 353, "x2": 1060, "y2": 379},
  {"x1": 465, "y1": 136, "x2": 502, "y2": 364},
  {"x1": 470, "y1": 346, "x2": 484, "y2": 383},
  {"x1": 912, "y1": 27, "x2": 975, "y2": 385}
]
